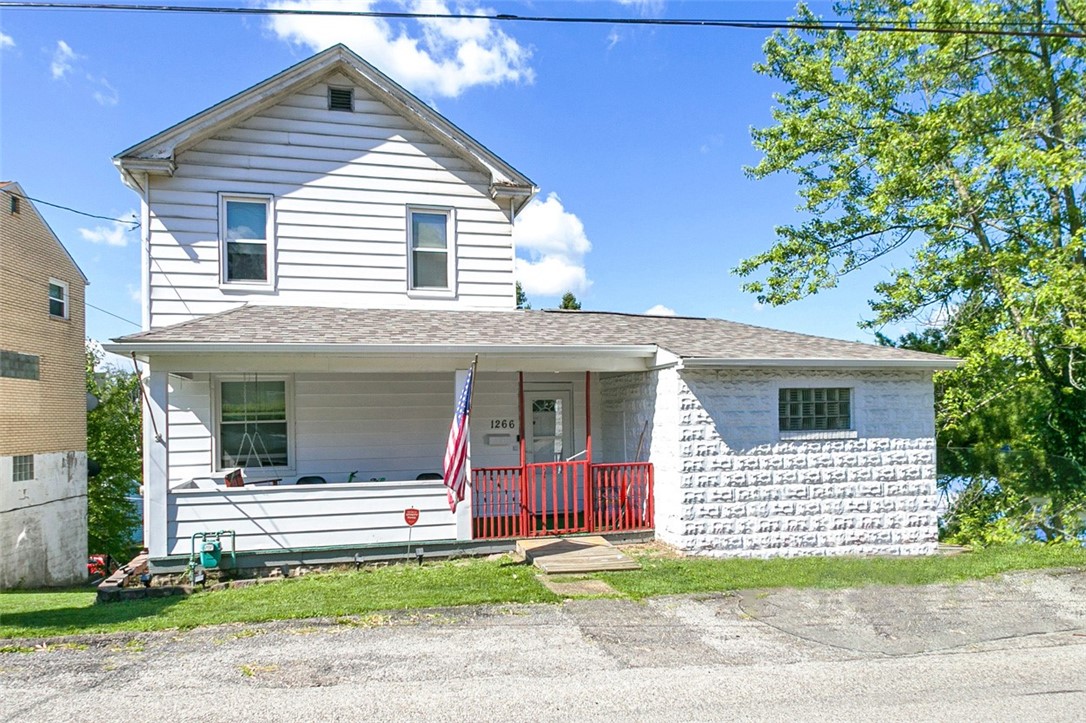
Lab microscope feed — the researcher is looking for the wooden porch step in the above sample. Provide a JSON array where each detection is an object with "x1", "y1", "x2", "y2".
[{"x1": 516, "y1": 536, "x2": 641, "y2": 574}]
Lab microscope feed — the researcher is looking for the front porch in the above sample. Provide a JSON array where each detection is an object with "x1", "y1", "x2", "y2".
[{"x1": 136, "y1": 351, "x2": 660, "y2": 563}]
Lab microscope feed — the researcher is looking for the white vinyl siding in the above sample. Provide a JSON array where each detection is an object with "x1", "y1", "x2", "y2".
[{"x1": 145, "y1": 75, "x2": 514, "y2": 328}]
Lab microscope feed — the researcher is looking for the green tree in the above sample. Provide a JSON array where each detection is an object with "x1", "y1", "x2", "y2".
[
  {"x1": 515, "y1": 281, "x2": 531, "y2": 309},
  {"x1": 559, "y1": 292, "x2": 582, "y2": 310},
  {"x1": 86, "y1": 346, "x2": 142, "y2": 560},
  {"x1": 737, "y1": 1, "x2": 1086, "y2": 540}
]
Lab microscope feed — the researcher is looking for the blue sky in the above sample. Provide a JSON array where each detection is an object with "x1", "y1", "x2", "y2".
[{"x1": 0, "y1": 0, "x2": 910, "y2": 351}]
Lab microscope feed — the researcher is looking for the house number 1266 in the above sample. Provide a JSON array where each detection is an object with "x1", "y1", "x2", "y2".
[{"x1": 490, "y1": 419, "x2": 516, "y2": 429}]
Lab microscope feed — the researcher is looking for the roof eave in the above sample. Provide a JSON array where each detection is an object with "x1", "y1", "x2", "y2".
[
  {"x1": 679, "y1": 356, "x2": 961, "y2": 370},
  {"x1": 103, "y1": 341, "x2": 659, "y2": 357}
]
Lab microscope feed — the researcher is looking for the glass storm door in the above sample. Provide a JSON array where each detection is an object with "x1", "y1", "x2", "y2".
[{"x1": 525, "y1": 390, "x2": 574, "y2": 463}]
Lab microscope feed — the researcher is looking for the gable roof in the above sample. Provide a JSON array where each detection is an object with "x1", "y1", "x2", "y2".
[
  {"x1": 108, "y1": 306, "x2": 958, "y2": 369},
  {"x1": 0, "y1": 182, "x2": 89, "y2": 284},
  {"x1": 113, "y1": 44, "x2": 536, "y2": 210}
]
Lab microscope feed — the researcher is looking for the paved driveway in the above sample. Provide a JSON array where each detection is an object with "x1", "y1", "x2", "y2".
[{"x1": 3, "y1": 569, "x2": 1086, "y2": 721}]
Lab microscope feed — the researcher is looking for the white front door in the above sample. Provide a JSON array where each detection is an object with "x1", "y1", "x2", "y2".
[{"x1": 524, "y1": 388, "x2": 574, "y2": 463}]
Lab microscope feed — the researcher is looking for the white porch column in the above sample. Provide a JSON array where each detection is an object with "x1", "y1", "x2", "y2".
[
  {"x1": 454, "y1": 368, "x2": 473, "y2": 541},
  {"x1": 143, "y1": 369, "x2": 169, "y2": 558}
]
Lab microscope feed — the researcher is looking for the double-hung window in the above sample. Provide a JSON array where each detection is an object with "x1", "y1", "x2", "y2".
[
  {"x1": 407, "y1": 207, "x2": 455, "y2": 295},
  {"x1": 779, "y1": 387, "x2": 852, "y2": 432},
  {"x1": 48, "y1": 279, "x2": 68, "y2": 319},
  {"x1": 220, "y1": 195, "x2": 274, "y2": 286},
  {"x1": 217, "y1": 377, "x2": 291, "y2": 471}
]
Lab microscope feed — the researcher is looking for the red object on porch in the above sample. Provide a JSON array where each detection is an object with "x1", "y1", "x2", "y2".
[{"x1": 471, "y1": 461, "x2": 653, "y2": 540}]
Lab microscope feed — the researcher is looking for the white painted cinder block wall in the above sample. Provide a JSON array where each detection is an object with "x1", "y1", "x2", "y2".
[
  {"x1": 601, "y1": 367, "x2": 939, "y2": 557},
  {"x1": 0, "y1": 451, "x2": 88, "y2": 588}
]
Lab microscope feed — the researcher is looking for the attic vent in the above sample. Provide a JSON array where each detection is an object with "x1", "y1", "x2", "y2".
[{"x1": 328, "y1": 87, "x2": 354, "y2": 112}]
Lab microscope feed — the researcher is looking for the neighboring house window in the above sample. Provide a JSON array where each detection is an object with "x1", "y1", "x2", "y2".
[
  {"x1": 328, "y1": 87, "x2": 354, "y2": 111},
  {"x1": 10, "y1": 195, "x2": 19, "y2": 214},
  {"x1": 48, "y1": 279, "x2": 68, "y2": 319},
  {"x1": 407, "y1": 207, "x2": 455, "y2": 294},
  {"x1": 0, "y1": 350, "x2": 40, "y2": 380},
  {"x1": 779, "y1": 388, "x2": 852, "y2": 432},
  {"x1": 220, "y1": 195, "x2": 274, "y2": 285},
  {"x1": 13, "y1": 455, "x2": 34, "y2": 482},
  {"x1": 217, "y1": 377, "x2": 291, "y2": 470}
]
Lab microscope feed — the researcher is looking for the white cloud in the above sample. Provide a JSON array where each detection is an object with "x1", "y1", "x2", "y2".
[
  {"x1": 263, "y1": 0, "x2": 533, "y2": 98},
  {"x1": 89, "y1": 75, "x2": 119, "y2": 106},
  {"x1": 78, "y1": 212, "x2": 137, "y2": 247},
  {"x1": 616, "y1": 0, "x2": 665, "y2": 17},
  {"x1": 51, "y1": 40, "x2": 76, "y2": 79},
  {"x1": 606, "y1": 29, "x2": 621, "y2": 50},
  {"x1": 127, "y1": 284, "x2": 142, "y2": 303},
  {"x1": 644, "y1": 304, "x2": 676, "y2": 316},
  {"x1": 1, "y1": 33, "x2": 15, "y2": 49},
  {"x1": 513, "y1": 193, "x2": 592, "y2": 296}
]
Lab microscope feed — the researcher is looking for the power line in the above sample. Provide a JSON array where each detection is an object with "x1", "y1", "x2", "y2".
[
  {"x1": 7, "y1": 191, "x2": 139, "y2": 228},
  {"x1": 0, "y1": 2, "x2": 1083, "y2": 40},
  {"x1": 87, "y1": 300, "x2": 141, "y2": 328}
]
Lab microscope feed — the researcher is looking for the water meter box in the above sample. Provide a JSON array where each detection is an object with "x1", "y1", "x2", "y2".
[{"x1": 200, "y1": 540, "x2": 223, "y2": 568}]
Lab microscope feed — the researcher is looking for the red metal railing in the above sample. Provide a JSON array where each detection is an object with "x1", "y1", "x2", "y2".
[
  {"x1": 591, "y1": 462, "x2": 654, "y2": 533},
  {"x1": 472, "y1": 461, "x2": 653, "y2": 539},
  {"x1": 471, "y1": 466, "x2": 522, "y2": 540}
]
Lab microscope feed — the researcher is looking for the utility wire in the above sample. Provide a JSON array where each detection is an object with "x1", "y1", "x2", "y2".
[
  {"x1": 0, "y1": 2, "x2": 1083, "y2": 40},
  {"x1": 1, "y1": 264, "x2": 142, "y2": 327},
  {"x1": 6, "y1": 191, "x2": 139, "y2": 228}
]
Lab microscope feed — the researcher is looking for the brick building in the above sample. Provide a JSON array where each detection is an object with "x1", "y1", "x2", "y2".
[{"x1": 0, "y1": 181, "x2": 89, "y2": 588}]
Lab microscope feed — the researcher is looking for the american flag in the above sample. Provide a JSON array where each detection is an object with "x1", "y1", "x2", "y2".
[{"x1": 442, "y1": 361, "x2": 476, "y2": 512}]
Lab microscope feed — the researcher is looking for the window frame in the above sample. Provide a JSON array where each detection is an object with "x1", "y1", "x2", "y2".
[
  {"x1": 406, "y1": 205, "x2": 457, "y2": 299},
  {"x1": 218, "y1": 193, "x2": 276, "y2": 291},
  {"x1": 776, "y1": 385, "x2": 858, "y2": 440},
  {"x1": 211, "y1": 374, "x2": 295, "y2": 475},
  {"x1": 12, "y1": 454, "x2": 35, "y2": 482},
  {"x1": 48, "y1": 278, "x2": 69, "y2": 319}
]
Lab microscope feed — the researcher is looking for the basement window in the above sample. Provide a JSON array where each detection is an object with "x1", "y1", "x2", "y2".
[
  {"x1": 328, "y1": 87, "x2": 354, "y2": 112},
  {"x1": 13, "y1": 455, "x2": 34, "y2": 482}
]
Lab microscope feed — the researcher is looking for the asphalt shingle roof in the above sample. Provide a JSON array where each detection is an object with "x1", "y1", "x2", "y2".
[{"x1": 112, "y1": 306, "x2": 954, "y2": 365}]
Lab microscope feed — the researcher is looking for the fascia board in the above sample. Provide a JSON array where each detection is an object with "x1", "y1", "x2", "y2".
[
  {"x1": 103, "y1": 342, "x2": 658, "y2": 357},
  {"x1": 678, "y1": 357, "x2": 961, "y2": 370}
]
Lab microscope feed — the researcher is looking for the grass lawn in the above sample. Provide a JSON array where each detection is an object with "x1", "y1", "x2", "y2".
[{"x1": 2, "y1": 544, "x2": 1085, "y2": 640}]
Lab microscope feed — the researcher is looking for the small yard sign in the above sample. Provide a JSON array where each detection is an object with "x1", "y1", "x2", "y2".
[{"x1": 404, "y1": 507, "x2": 420, "y2": 526}]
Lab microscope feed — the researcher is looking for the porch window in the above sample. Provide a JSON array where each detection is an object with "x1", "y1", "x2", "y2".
[
  {"x1": 407, "y1": 207, "x2": 455, "y2": 295},
  {"x1": 217, "y1": 378, "x2": 291, "y2": 470},
  {"x1": 778, "y1": 387, "x2": 851, "y2": 432},
  {"x1": 220, "y1": 195, "x2": 274, "y2": 286}
]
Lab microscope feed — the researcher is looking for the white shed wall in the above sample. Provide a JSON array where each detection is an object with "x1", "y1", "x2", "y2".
[{"x1": 146, "y1": 73, "x2": 516, "y2": 329}]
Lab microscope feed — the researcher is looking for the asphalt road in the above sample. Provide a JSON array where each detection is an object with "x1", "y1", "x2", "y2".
[{"x1": 3, "y1": 568, "x2": 1086, "y2": 721}]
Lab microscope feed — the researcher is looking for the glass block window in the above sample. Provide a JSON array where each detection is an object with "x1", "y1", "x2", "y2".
[
  {"x1": 0, "y1": 350, "x2": 40, "y2": 380},
  {"x1": 779, "y1": 388, "x2": 851, "y2": 431},
  {"x1": 13, "y1": 455, "x2": 34, "y2": 482},
  {"x1": 219, "y1": 379, "x2": 289, "y2": 469}
]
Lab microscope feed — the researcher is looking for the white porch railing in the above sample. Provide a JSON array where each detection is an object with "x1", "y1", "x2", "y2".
[{"x1": 166, "y1": 480, "x2": 454, "y2": 556}]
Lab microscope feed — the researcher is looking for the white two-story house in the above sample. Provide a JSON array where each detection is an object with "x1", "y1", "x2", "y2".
[{"x1": 107, "y1": 45, "x2": 956, "y2": 573}]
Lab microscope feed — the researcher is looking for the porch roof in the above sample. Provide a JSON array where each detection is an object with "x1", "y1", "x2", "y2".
[{"x1": 108, "y1": 306, "x2": 958, "y2": 369}]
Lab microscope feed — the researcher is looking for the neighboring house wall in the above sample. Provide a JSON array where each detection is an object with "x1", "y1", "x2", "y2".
[
  {"x1": 667, "y1": 368, "x2": 938, "y2": 557},
  {"x1": 0, "y1": 185, "x2": 88, "y2": 588},
  {"x1": 147, "y1": 73, "x2": 516, "y2": 329}
]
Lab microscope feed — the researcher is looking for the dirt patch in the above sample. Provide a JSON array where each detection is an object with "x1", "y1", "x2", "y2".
[{"x1": 536, "y1": 575, "x2": 620, "y2": 597}]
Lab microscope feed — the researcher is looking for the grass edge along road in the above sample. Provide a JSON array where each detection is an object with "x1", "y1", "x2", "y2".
[{"x1": 3, "y1": 543, "x2": 1085, "y2": 641}]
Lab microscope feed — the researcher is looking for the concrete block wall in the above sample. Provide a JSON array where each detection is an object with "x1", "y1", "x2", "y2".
[
  {"x1": 602, "y1": 366, "x2": 939, "y2": 558},
  {"x1": 0, "y1": 451, "x2": 88, "y2": 587},
  {"x1": 673, "y1": 368, "x2": 938, "y2": 557}
]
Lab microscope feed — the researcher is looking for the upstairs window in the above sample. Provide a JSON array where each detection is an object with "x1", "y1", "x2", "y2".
[
  {"x1": 10, "y1": 195, "x2": 20, "y2": 214},
  {"x1": 779, "y1": 388, "x2": 852, "y2": 432},
  {"x1": 48, "y1": 279, "x2": 68, "y2": 319},
  {"x1": 407, "y1": 207, "x2": 455, "y2": 295},
  {"x1": 220, "y1": 195, "x2": 274, "y2": 286}
]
